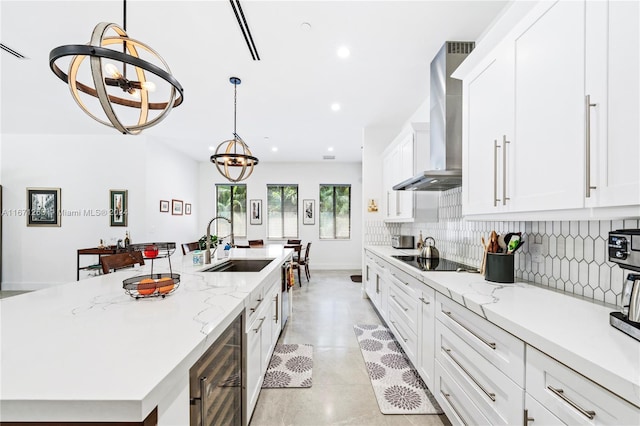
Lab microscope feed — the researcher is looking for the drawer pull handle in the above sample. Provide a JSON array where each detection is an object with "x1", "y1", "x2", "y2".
[
  {"x1": 253, "y1": 316, "x2": 266, "y2": 333},
  {"x1": 419, "y1": 297, "x2": 430, "y2": 305},
  {"x1": 547, "y1": 386, "x2": 596, "y2": 420},
  {"x1": 524, "y1": 409, "x2": 534, "y2": 424},
  {"x1": 249, "y1": 298, "x2": 264, "y2": 314},
  {"x1": 390, "y1": 294, "x2": 409, "y2": 311},
  {"x1": 442, "y1": 346, "x2": 496, "y2": 402},
  {"x1": 390, "y1": 272, "x2": 409, "y2": 286},
  {"x1": 274, "y1": 295, "x2": 279, "y2": 323},
  {"x1": 390, "y1": 321, "x2": 408, "y2": 342},
  {"x1": 441, "y1": 392, "x2": 468, "y2": 426},
  {"x1": 442, "y1": 310, "x2": 496, "y2": 350}
]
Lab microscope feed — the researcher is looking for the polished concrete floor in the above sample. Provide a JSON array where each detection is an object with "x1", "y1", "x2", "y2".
[{"x1": 250, "y1": 270, "x2": 451, "y2": 426}]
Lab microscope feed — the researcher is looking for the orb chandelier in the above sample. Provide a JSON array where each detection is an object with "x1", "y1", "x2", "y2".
[
  {"x1": 48, "y1": 1, "x2": 183, "y2": 135},
  {"x1": 210, "y1": 77, "x2": 259, "y2": 182}
]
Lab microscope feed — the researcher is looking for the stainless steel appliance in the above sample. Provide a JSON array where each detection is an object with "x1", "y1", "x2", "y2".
[
  {"x1": 608, "y1": 229, "x2": 640, "y2": 341},
  {"x1": 392, "y1": 255, "x2": 474, "y2": 272},
  {"x1": 190, "y1": 312, "x2": 243, "y2": 425},
  {"x1": 391, "y1": 235, "x2": 415, "y2": 249},
  {"x1": 393, "y1": 41, "x2": 474, "y2": 191}
]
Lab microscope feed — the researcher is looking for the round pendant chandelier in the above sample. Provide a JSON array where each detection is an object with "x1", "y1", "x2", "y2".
[
  {"x1": 48, "y1": 1, "x2": 183, "y2": 135},
  {"x1": 210, "y1": 77, "x2": 259, "y2": 182}
]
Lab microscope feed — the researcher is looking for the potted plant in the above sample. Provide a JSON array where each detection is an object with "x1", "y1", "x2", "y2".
[{"x1": 198, "y1": 234, "x2": 219, "y2": 250}]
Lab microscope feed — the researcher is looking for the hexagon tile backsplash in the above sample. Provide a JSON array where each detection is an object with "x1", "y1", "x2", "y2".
[{"x1": 366, "y1": 187, "x2": 639, "y2": 307}]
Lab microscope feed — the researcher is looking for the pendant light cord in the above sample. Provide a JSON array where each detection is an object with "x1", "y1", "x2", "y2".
[{"x1": 122, "y1": 0, "x2": 128, "y2": 77}]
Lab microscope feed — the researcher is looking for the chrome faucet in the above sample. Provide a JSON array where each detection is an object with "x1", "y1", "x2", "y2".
[{"x1": 205, "y1": 216, "x2": 234, "y2": 264}]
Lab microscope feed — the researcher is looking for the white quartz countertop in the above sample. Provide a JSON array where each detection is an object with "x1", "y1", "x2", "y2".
[
  {"x1": 365, "y1": 245, "x2": 640, "y2": 409},
  {"x1": 0, "y1": 246, "x2": 292, "y2": 422}
]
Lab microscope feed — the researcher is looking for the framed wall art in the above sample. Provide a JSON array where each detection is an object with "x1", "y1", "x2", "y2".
[
  {"x1": 159, "y1": 200, "x2": 169, "y2": 212},
  {"x1": 303, "y1": 199, "x2": 315, "y2": 225},
  {"x1": 250, "y1": 199, "x2": 262, "y2": 225},
  {"x1": 185, "y1": 203, "x2": 192, "y2": 215},
  {"x1": 27, "y1": 187, "x2": 61, "y2": 227},
  {"x1": 109, "y1": 189, "x2": 128, "y2": 227},
  {"x1": 172, "y1": 199, "x2": 183, "y2": 215}
]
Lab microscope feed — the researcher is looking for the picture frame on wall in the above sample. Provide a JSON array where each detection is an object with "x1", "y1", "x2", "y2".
[
  {"x1": 26, "y1": 187, "x2": 61, "y2": 227},
  {"x1": 303, "y1": 199, "x2": 315, "y2": 225},
  {"x1": 172, "y1": 199, "x2": 183, "y2": 215},
  {"x1": 250, "y1": 199, "x2": 262, "y2": 225},
  {"x1": 185, "y1": 203, "x2": 192, "y2": 215},
  {"x1": 109, "y1": 189, "x2": 128, "y2": 227},
  {"x1": 159, "y1": 200, "x2": 169, "y2": 212}
]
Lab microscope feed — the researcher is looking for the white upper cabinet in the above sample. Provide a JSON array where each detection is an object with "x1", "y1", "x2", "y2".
[
  {"x1": 458, "y1": 0, "x2": 640, "y2": 219},
  {"x1": 585, "y1": 0, "x2": 640, "y2": 208},
  {"x1": 383, "y1": 131, "x2": 415, "y2": 222},
  {"x1": 462, "y1": 42, "x2": 514, "y2": 215},
  {"x1": 509, "y1": 0, "x2": 586, "y2": 212}
]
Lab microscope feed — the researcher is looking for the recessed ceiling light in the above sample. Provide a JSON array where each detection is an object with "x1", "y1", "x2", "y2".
[
  {"x1": 337, "y1": 46, "x2": 350, "y2": 58},
  {"x1": 301, "y1": 22, "x2": 312, "y2": 31},
  {"x1": 272, "y1": 147, "x2": 278, "y2": 152},
  {"x1": 328, "y1": 147, "x2": 334, "y2": 152},
  {"x1": 331, "y1": 103, "x2": 341, "y2": 111}
]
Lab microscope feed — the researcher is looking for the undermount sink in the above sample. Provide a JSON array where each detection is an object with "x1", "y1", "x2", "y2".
[{"x1": 201, "y1": 259, "x2": 274, "y2": 273}]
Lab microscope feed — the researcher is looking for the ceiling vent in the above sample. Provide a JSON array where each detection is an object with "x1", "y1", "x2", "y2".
[
  {"x1": 1, "y1": 43, "x2": 27, "y2": 59},
  {"x1": 323, "y1": 155, "x2": 336, "y2": 160},
  {"x1": 230, "y1": 0, "x2": 260, "y2": 60}
]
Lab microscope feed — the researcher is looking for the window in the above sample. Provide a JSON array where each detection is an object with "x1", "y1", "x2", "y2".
[
  {"x1": 216, "y1": 184, "x2": 247, "y2": 239},
  {"x1": 319, "y1": 184, "x2": 351, "y2": 239},
  {"x1": 267, "y1": 185, "x2": 298, "y2": 239}
]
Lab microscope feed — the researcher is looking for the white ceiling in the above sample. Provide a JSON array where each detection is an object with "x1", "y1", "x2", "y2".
[{"x1": 1, "y1": 0, "x2": 508, "y2": 163}]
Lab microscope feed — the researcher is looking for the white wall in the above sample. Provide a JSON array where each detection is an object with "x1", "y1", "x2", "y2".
[
  {"x1": 198, "y1": 161, "x2": 362, "y2": 270},
  {"x1": 1, "y1": 134, "x2": 199, "y2": 290}
]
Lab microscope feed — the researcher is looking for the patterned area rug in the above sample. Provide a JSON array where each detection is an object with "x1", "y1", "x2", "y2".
[
  {"x1": 353, "y1": 324, "x2": 442, "y2": 414},
  {"x1": 262, "y1": 343, "x2": 313, "y2": 388}
]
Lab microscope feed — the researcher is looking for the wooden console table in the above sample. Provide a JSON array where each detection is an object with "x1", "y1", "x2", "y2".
[{"x1": 76, "y1": 246, "x2": 124, "y2": 281}]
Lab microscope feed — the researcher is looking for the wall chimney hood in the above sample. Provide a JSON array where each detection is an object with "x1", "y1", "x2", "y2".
[{"x1": 393, "y1": 41, "x2": 474, "y2": 191}]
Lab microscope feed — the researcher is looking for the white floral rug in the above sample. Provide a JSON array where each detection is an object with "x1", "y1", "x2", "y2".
[
  {"x1": 262, "y1": 343, "x2": 313, "y2": 388},
  {"x1": 353, "y1": 324, "x2": 442, "y2": 414}
]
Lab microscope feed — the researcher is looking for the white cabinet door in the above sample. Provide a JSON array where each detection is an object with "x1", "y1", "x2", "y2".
[
  {"x1": 525, "y1": 393, "x2": 565, "y2": 426},
  {"x1": 245, "y1": 319, "x2": 263, "y2": 420},
  {"x1": 509, "y1": 0, "x2": 586, "y2": 212},
  {"x1": 585, "y1": 0, "x2": 640, "y2": 208},
  {"x1": 417, "y1": 287, "x2": 436, "y2": 391},
  {"x1": 396, "y1": 133, "x2": 415, "y2": 220},
  {"x1": 463, "y1": 42, "x2": 514, "y2": 215}
]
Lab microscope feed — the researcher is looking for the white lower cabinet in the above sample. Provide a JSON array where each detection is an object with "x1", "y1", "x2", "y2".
[
  {"x1": 525, "y1": 392, "x2": 564, "y2": 426},
  {"x1": 435, "y1": 293, "x2": 525, "y2": 425},
  {"x1": 417, "y1": 286, "x2": 435, "y2": 391},
  {"x1": 526, "y1": 346, "x2": 640, "y2": 425},
  {"x1": 435, "y1": 359, "x2": 492, "y2": 425},
  {"x1": 245, "y1": 277, "x2": 280, "y2": 423}
]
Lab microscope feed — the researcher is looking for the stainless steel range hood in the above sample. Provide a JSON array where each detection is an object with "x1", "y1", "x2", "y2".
[{"x1": 393, "y1": 41, "x2": 474, "y2": 191}]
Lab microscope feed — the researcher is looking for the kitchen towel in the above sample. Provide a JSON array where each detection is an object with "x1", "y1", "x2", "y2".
[
  {"x1": 262, "y1": 343, "x2": 313, "y2": 388},
  {"x1": 353, "y1": 324, "x2": 442, "y2": 415}
]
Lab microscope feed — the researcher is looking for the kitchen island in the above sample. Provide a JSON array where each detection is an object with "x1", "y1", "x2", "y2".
[{"x1": 0, "y1": 246, "x2": 293, "y2": 425}]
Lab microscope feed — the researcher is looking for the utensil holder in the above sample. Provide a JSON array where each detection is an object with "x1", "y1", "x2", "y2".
[{"x1": 484, "y1": 253, "x2": 514, "y2": 283}]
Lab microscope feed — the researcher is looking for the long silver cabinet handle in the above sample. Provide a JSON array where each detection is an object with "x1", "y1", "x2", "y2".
[
  {"x1": 419, "y1": 297, "x2": 430, "y2": 305},
  {"x1": 199, "y1": 377, "x2": 207, "y2": 424},
  {"x1": 389, "y1": 272, "x2": 409, "y2": 286},
  {"x1": 442, "y1": 346, "x2": 496, "y2": 402},
  {"x1": 585, "y1": 95, "x2": 597, "y2": 198},
  {"x1": 442, "y1": 310, "x2": 496, "y2": 350},
  {"x1": 441, "y1": 392, "x2": 468, "y2": 426},
  {"x1": 547, "y1": 385, "x2": 596, "y2": 420},
  {"x1": 390, "y1": 294, "x2": 409, "y2": 311},
  {"x1": 502, "y1": 135, "x2": 510, "y2": 206},
  {"x1": 253, "y1": 316, "x2": 266, "y2": 333},
  {"x1": 390, "y1": 320, "x2": 408, "y2": 342},
  {"x1": 274, "y1": 295, "x2": 279, "y2": 323},
  {"x1": 249, "y1": 298, "x2": 264, "y2": 314},
  {"x1": 494, "y1": 139, "x2": 501, "y2": 206}
]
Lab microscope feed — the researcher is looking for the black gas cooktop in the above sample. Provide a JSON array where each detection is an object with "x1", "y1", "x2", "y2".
[{"x1": 391, "y1": 255, "x2": 476, "y2": 272}]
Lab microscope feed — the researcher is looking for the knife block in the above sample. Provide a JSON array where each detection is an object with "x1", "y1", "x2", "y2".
[{"x1": 484, "y1": 253, "x2": 514, "y2": 283}]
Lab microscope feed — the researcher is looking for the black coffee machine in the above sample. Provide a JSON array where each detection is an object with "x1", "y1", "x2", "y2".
[{"x1": 608, "y1": 229, "x2": 640, "y2": 341}]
